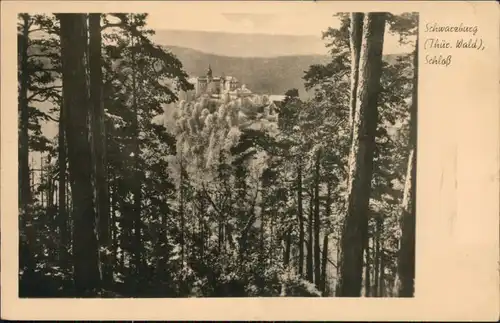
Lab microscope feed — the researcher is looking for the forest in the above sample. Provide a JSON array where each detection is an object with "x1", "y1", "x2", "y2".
[{"x1": 18, "y1": 12, "x2": 418, "y2": 298}]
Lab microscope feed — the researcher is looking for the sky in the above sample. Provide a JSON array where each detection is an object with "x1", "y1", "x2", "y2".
[
  {"x1": 145, "y1": 10, "x2": 415, "y2": 55},
  {"x1": 146, "y1": 11, "x2": 341, "y2": 36}
]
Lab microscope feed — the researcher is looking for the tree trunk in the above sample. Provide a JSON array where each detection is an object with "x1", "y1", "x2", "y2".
[
  {"x1": 337, "y1": 12, "x2": 386, "y2": 297},
  {"x1": 260, "y1": 205, "x2": 265, "y2": 258},
  {"x1": 218, "y1": 214, "x2": 223, "y2": 255},
  {"x1": 198, "y1": 193, "x2": 205, "y2": 261},
  {"x1": 89, "y1": 13, "x2": 111, "y2": 286},
  {"x1": 30, "y1": 156, "x2": 35, "y2": 190},
  {"x1": 18, "y1": 14, "x2": 32, "y2": 210},
  {"x1": 281, "y1": 225, "x2": 292, "y2": 297},
  {"x1": 129, "y1": 26, "x2": 143, "y2": 277},
  {"x1": 284, "y1": 227, "x2": 292, "y2": 267},
  {"x1": 320, "y1": 234, "x2": 329, "y2": 295},
  {"x1": 306, "y1": 186, "x2": 314, "y2": 283},
  {"x1": 321, "y1": 181, "x2": 332, "y2": 295},
  {"x1": 40, "y1": 153, "x2": 45, "y2": 206},
  {"x1": 313, "y1": 149, "x2": 321, "y2": 287},
  {"x1": 379, "y1": 248, "x2": 385, "y2": 297},
  {"x1": 180, "y1": 157, "x2": 186, "y2": 263},
  {"x1": 349, "y1": 12, "x2": 364, "y2": 132},
  {"x1": 59, "y1": 13, "x2": 101, "y2": 296},
  {"x1": 118, "y1": 197, "x2": 128, "y2": 273},
  {"x1": 270, "y1": 209, "x2": 275, "y2": 267},
  {"x1": 335, "y1": 238, "x2": 341, "y2": 296},
  {"x1": 364, "y1": 234, "x2": 370, "y2": 297},
  {"x1": 47, "y1": 155, "x2": 54, "y2": 209},
  {"x1": 57, "y1": 107, "x2": 68, "y2": 267},
  {"x1": 297, "y1": 161, "x2": 304, "y2": 277},
  {"x1": 395, "y1": 32, "x2": 418, "y2": 298},
  {"x1": 110, "y1": 176, "x2": 117, "y2": 262},
  {"x1": 18, "y1": 16, "x2": 35, "y2": 281},
  {"x1": 373, "y1": 217, "x2": 381, "y2": 297}
]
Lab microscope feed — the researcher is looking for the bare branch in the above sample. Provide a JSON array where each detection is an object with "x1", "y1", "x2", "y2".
[
  {"x1": 27, "y1": 28, "x2": 43, "y2": 34},
  {"x1": 27, "y1": 87, "x2": 61, "y2": 101},
  {"x1": 27, "y1": 53, "x2": 59, "y2": 59}
]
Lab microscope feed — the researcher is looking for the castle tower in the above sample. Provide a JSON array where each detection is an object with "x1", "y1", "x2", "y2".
[
  {"x1": 220, "y1": 71, "x2": 227, "y2": 91},
  {"x1": 207, "y1": 64, "x2": 213, "y2": 80}
]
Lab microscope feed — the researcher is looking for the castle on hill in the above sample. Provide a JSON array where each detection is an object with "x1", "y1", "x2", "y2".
[
  {"x1": 187, "y1": 65, "x2": 252, "y2": 99},
  {"x1": 178, "y1": 64, "x2": 286, "y2": 107}
]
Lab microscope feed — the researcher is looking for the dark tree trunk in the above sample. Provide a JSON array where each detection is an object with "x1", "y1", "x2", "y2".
[
  {"x1": 30, "y1": 156, "x2": 35, "y2": 190},
  {"x1": 260, "y1": 205, "x2": 265, "y2": 257},
  {"x1": 59, "y1": 13, "x2": 101, "y2": 296},
  {"x1": 180, "y1": 158, "x2": 186, "y2": 263},
  {"x1": 364, "y1": 234, "x2": 371, "y2": 297},
  {"x1": 118, "y1": 195, "x2": 128, "y2": 274},
  {"x1": 337, "y1": 12, "x2": 386, "y2": 297},
  {"x1": 89, "y1": 12, "x2": 111, "y2": 286},
  {"x1": 284, "y1": 227, "x2": 292, "y2": 267},
  {"x1": 379, "y1": 248, "x2": 385, "y2": 297},
  {"x1": 321, "y1": 181, "x2": 332, "y2": 295},
  {"x1": 320, "y1": 234, "x2": 329, "y2": 295},
  {"x1": 47, "y1": 155, "x2": 54, "y2": 209},
  {"x1": 110, "y1": 175, "x2": 117, "y2": 262},
  {"x1": 40, "y1": 153, "x2": 45, "y2": 206},
  {"x1": 313, "y1": 149, "x2": 321, "y2": 287},
  {"x1": 132, "y1": 110, "x2": 142, "y2": 276},
  {"x1": 218, "y1": 214, "x2": 224, "y2": 255},
  {"x1": 281, "y1": 225, "x2": 292, "y2": 297},
  {"x1": 335, "y1": 238, "x2": 341, "y2": 296},
  {"x1": 306, "y1": 186, "x2": 314, "y2": 283},
  {"x1": 373, "y1": 217, "x2": 381, "y2": 297},
  {"x1": 129, "y1": 26, "x2": 143, "y2": 277},
  {"x1": 18, "y1": 16, "x2": 36, "y2": 281},
  {"x1": 297, "y1": 162, "x2": 304, "y2": 277},
  {"x1": 18, "y1": 14, "x2": 31, "y2": 210},
  {"x1": 66, "y1": 179, "x2": 72, "y2": 249},
  {"x1": 349, "y1": 12, "x2": 364, "y2": 133},
  {"x1": 198, "y1": 193, "x2": 205, "y2": 261},
  {"x1": 58, "y1": 104, "x2": 69, "y2": 268},
  {"x1": 270, "y1": 210, "x2": 275, "y2": 267},
  {"x1": 396, "y1": 35, "x2": 418, "y2": 298}
]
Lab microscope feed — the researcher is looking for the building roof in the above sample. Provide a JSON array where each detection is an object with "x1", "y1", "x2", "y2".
[{"x1": 190, "y1": 75, "x2": 238, "y2": 82}]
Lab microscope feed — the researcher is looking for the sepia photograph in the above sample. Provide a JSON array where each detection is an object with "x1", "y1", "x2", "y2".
[
  {"x1": 3, "y1": 0, "x2": 500, "y2": 320},
  {"x1": 17, "y1": 10, "x2": 418, "y2": 299}
]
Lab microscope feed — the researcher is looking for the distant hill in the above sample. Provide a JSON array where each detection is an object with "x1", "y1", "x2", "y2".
[
  {"x1": 164, "y1": 45, "x2": 406, "y2": 98},
  {"x1": 164, "y1": 45, "x2": 330, "y2": 97},
  {"x1": 152, "y1": 29, "x2": 329, "y2": 58}
]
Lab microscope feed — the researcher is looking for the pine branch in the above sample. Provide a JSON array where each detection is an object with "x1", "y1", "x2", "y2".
[
  {"x1": 27, "y1": 107, "x2": 59, "y2": 122},
  {"x1": 107, "y1": 13, "x2": 193, "y2": 92}
]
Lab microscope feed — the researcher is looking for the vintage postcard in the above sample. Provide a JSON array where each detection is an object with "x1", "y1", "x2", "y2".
[{"x1": 1, "y1": 0, "x2": 499, "y2": 321}]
